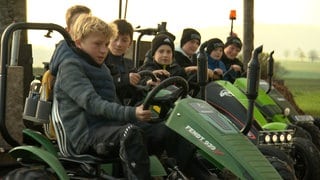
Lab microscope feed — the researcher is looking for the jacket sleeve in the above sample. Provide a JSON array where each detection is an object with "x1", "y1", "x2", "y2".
[{"x1": 57, "y1": 59, "x2": 137, "y2": 123}]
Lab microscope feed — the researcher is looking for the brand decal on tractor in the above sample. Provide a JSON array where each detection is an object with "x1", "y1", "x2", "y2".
[
  {"x1": 219, "y1": 89, "x2": 233, "y2": 97},
  {"x1": 185, "y1": 125, "x2": 224, "y2": 155}
]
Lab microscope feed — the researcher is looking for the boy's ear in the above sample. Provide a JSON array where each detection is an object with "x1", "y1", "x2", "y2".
[{"x1": 74, "y1": 39, "x2": 81, "y2": 47}]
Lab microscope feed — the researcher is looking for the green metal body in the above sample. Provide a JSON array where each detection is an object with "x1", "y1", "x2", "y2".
[
  {"x1": 234, "y1": 78, "x2": 292, "y2": 124},
  {"x1": 166, "y1": 97, "x2": 282, "y2": 179},
  {"x1": 22, "y1": 128, "x2": 58, "y2": 156},
  {"x1": 9, "y1": 146, "x2": 69, "y2": 180},
  {"x1": 17, "y1": 129, "x2": 167, "y2": 177},
  {"x1": 215, "y1": 79, "x2": 288, "y2": 130}
]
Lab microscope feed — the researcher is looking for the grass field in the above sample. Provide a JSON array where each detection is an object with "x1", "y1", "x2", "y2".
[
  {"x1": 278, "y1": 61, "x2": 320, "y2": 117},
  {"x1": 279, "y1": 61, "x2": 320, "y2": 79}
]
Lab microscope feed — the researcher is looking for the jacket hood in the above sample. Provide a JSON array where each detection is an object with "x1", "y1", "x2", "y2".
[{"x1": 49, "y1": 40, "x2": 78, "y2": 76}]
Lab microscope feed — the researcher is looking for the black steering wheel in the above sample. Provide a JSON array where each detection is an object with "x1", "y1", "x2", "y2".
[
  {"x1": 222, "y1": 67, "x2": 243, "y2": 83},
  {"x1": 127, "y1": 70, "x2": 157, "y2": 106},
  {"x1": 134, "y1": 70, "x2": 157, "y2": 91},
  {"x1": 142, "y1": 76, "x2": 189, "y2": 122}
]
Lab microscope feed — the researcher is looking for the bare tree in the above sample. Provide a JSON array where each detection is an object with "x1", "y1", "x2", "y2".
[
  {"x1": 242, "y1": 0, "x2": 254, "y2": 70},
  {"x1": 283, "y1": 50, "x2": 290, "y2": 60},
  {"x1": 295, "y1": 48, "x2": 306, "y2": 61},
  {"x1": 308, "y1": 49, "x2": 319, "y2": 62}
]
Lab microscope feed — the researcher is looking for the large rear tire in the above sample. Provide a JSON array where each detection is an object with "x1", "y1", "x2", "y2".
[
  {"x1": 3, "y1": 167, "x2": 57, "y2": 180},
  {"x1": 290, "y1": 137, "x2": 320, "y2": 180},
  {"x1": 258, "y1": 145, "x2": 295, "y2": 173},
  {"x1": 297, "y1": 122, "x2": 320, "y2": 151},
  {"x1": 265, "y1": 156, "x2": 296, "y2": 180}
]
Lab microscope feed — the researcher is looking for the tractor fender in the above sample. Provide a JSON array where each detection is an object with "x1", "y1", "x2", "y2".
[
  {"x1": 9, "y1": 146, "x2": 68, "y2": 180},
  {"x1": 262, "y1": 122, "x2": 288, "y2": 130},
  {"x1": 23, "y1": 128, "x2": 58, "y2": 156}
]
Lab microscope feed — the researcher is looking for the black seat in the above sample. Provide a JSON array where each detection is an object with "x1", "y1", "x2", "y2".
[{"x1": 51, "y1": 96, "x2": 121, "y2": 178}]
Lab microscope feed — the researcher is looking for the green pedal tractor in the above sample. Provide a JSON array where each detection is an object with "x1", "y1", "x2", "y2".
[
  {"x1": 0, "y1": 22, "x2": 284, "y2": 179},
  {"x1": 199, "y1": 44, "x2": 320, "y2": 179}
]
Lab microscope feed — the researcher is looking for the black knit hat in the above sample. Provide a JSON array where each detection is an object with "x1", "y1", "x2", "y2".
[
  {"x1": 225, "y1": 36, "x2": 242, "y2": 49},
  {"x1": 157, "y1": 31, "x2": 176, "y2": 41},
  {"x1": 180, "y1": 28, "x2": 201, "y2": 47},
  {"x1": 151, "y1": 34, "x2": 175, "y2": 56},
  {"x1": 206, "y1": 38, "x2": 224, "y2": 54}
]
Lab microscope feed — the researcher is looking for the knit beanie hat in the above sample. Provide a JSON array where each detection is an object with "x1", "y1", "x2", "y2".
[
  {"x1": 151, "y1": 34, "x2": 175, "y2": 56},
  {"x1": 180, "y1": 28, "x2": 201, "y2": 47},
  {"x1": 157, "y1": 31, "x2": 176, "y2": 41},
  {"x1": 225, "y1": 36, "x2": 242, "y2": 50},
  {"x1": 206, "y1": 38, "x2": 224, "y2": 54}
]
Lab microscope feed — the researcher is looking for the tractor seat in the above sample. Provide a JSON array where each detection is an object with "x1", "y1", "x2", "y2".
[{"x1": 51, "y1": 96, "x2": 121, "y2": 177}]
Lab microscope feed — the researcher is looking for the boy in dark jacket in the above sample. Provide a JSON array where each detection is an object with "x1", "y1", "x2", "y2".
[
  {"x1": 206, "y1": 38, "x2": 227, "y2": 79},
  {"x1": 52, "y1": 14, "x2": 152, "y2": 179},
  {"x1": 104, "y1": 19, "x2": 140, "y2": 105},
  {"x1": 221, "y1": 36, "x2": 244, "y2": 83},
  {"x1": 139, "y1": 34, "x2": 190, "y2": 81}
]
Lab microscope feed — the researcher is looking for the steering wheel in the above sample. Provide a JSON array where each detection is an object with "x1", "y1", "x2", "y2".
[
  {"x1": 127, "y1": 70, "x2": 157, "y2": 106},
  {"x1": 142, "y1": 76, "x2": 189, "y2": 122},
  {"x1": 223, "y1": 67, "x2": 241, "y2": 83},
  {"x1": 134, "y1": 70, "x2": 157, "y2": 91}
]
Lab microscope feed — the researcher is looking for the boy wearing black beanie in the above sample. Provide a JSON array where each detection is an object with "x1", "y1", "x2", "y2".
[{"x1": 221, "y1": 35, "x2": 244, "y2": 83}]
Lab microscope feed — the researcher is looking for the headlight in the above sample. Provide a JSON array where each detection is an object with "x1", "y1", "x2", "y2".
[
  {"x1": 284, "y1": 108, "x2": 290, "y2": 117},
  {"x1": 265, "y1": 135, "x2": 271, "y2": 143},
  {"x1": 258, "y1": 130, "x2": 294, "y2": 145},
  {"x1": 286, "y1": 133, "x2": 292, "y2": 142},
  {"x1": 272, "y1": 134, "x2": 278, "y2": 143},
  {"x1": 279, "y1": 134, "x2": 286, "y2": 142}
]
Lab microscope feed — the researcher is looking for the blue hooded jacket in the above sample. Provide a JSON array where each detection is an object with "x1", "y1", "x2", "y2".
[
  {"x1": 207, "y1": 54, "x2": 227, "y2": 73},
  {"x1": 50, "y1": 41, "x2": 137, "y2": 153}
]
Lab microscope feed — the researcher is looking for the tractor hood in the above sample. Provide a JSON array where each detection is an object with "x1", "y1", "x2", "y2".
[{"x1": 166, "y1": 97, "x2": 282, "y2": 179}]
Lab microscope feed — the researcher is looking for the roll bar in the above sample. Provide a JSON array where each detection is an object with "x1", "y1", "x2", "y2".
[{"x1": 0, "y1": 22, "x2": 72, "y2": 146}]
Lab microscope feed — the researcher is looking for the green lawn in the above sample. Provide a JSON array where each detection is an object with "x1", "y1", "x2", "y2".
[
  {"x1": 279, "y1": 61, "x2": 320, "y2": 79},
  {"x1": 283, "y1": 79, "x2": 320, "y2": 117},
  {"x1": 278, "y1": 61, "x2": 320, "y2": 117}
]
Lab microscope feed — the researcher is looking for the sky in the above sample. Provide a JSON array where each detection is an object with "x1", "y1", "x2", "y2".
[{"x1": 26, "y1": 0, "x2": 320, "y2": 66}]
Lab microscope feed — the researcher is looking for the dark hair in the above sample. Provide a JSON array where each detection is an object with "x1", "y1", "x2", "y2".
[{"x1": 113, "y1": 19, "x2": 134, "y2": 41}]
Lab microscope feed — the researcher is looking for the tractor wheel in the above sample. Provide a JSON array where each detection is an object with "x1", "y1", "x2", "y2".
[
  {"x1": 257, "y1": 145, "x2": 295, "y2": 172},
  {"x1": 313, "y1": 117, "x2": 320, "y2": 129},
  {"x1": 297, "y1": 122, "x2": 320, "y2": 151},
  {"x1": 2, "y1": 167, "x2": 57, "y2": 180},
  {"x1": 290, "y1": 137, "x2": 320, "y2": 180},
  {"x1": 265, "y1": 156, "x2": 297, "y2": 180}
]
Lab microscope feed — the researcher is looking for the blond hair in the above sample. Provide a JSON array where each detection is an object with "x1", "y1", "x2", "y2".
[
  {"x1": 71, "y1": 14, "x2": 117, "y2": 42},
  {"x1": 65, "y1": 5, "x2": 91, "y2": 30}
]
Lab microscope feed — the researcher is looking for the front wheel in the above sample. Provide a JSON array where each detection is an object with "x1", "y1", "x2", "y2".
[{"x1": 290, "y1": 137, "x2": 320, "y2": 180}]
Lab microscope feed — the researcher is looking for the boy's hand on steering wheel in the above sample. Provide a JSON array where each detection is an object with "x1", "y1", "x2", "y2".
[
  {"x1": 231, "y1": 64, "x2": 242, "y2": 72},
  {"x1": 146, "y1": 78, "x2": 161, "y2": 87},
  {"x1": 129, "y1": 72, "x2": 141, "y2": 85},
  {"x1": 135, "y1": 104, "x2": 152, "y2": 122},
  {"x1": 152, "y1": 69, "x2": 170, "y2": 77}
]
